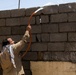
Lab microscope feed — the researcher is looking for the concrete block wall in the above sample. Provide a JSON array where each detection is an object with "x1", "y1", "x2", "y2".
[{"x1": 0, "y1": 2, "x2": 76, "y2": 75}]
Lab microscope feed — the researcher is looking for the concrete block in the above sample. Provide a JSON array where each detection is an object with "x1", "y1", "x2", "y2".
[
  {"x1": 50, "y1": 33, "x2": 67, "y2": 42},
  {"x1": 51, "y1": 13, "x2": 68, "y2": 22}
]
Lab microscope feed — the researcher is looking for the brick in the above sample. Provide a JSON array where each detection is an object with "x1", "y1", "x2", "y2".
[
  {"x1": 48, "y1": 43, "x2": 65, "y2": 51},
  {"x1": 65, "y1": 43, "x2": 76, "y2": 51},
  {"x1": 59, "y1": 3, "x2": 76, "y2": 13},
  {"x1": 0, "y1": 19, "x2": 5, "y2": 26},
  {"x1": 51, "y1": 13, "x2": 68, "y2": 23},
  {"x1": 41, "y1": 33, "x2": 50, "y2": 42},
  {"x1": 32, "y1": 43, "x2": 47, "y2": 51},
  {"x1": 0, "y1": 10, "x2": 10, "y2": 18},
  {"x1": 0, "y1": 27, "x2": 11, "y2": 35},
  {"x1": 6, "y1": 18, "x2": 20, "y2": 26},
  {"x1": 11, "y1": 26, "x2": 25, "y2": 35},
  {"x1": 40, "y1": 15, "x2": 49, "y2": 23},
  {"x1": 20, "y1": 16, "x2": 35, "y2": 25},
  {"x1": 59, "y1": 23, "x2": 76, "y2": 32},
  {"x1": 41, "y1": 5, "x2": 58, "y2": 14},
  {"x1": 23, "y1": 52, "x2": 37, "y2": 61},
  {"x1": 50, "y1": 33, "x2": 67, "y2": 42},
  {"x1": 68, "y1": 33, "x2": 76, "y2": 41},
  {"x1": 32, "y1": 25, "x2": 41, "y2": 33},
  {"x1": 42, "y1": 24, "x2": 58, "y2": 33},
  {"x1": 11, "y1": 9, "x2": 25, "y2": 17},
  {"x1": 51, "y1": 52, "x2": 70, "y2": 61},
  {"x1": 68, "y1": 13, "x2": 76, "y2": 22}
]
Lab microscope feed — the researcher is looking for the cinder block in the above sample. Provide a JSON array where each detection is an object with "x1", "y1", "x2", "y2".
[
  {"x1": 59, "y1": 3, "x2": 76, "y2": 13},
  {"x1": 22, "y1": 61, "x2": 30, "y2": 69},
  {"x1": 65, "y1": 43, "x2": 76, "y2": 51},
  {"x1": 41, "y1": 33, "x2": 50, "y2": 42},
  {"x1": 50, "y1": 33, "x2": 67, "y2": 42},
  {"x1": 0, "y1": 19, "x2": 5, "y2": 26},
  {"x1": 59, "y1": 23, "x2": 76, "y2": 32},
  {"x1": 11, "y1": 26, "x2": 25, "y2": 35},
  {"x1": 0, "y1": 27, "x2": 11, "y2": 35},
  {"x1": 68, "y1": 13, "x2": 76, "y2": 22},
  {"x1": 26, "y1": 7, "x2": 39, "y2": 16},
  {"x1": 42, "y1": 24, "x2": 58, "y2": 33},
  {"x1": 6, "y1": 18, "x2": 20, "y2": 26},
  {"x1": 11, "y1": 9, "x2": 25, "y2": 17},
  {"x1": 41, "y1": 5, "x2": 58, "y2": 14},
  {"x1": 43, "y1": 52, "x2": 52, "y2": 61},
  {"x1": 51, "y1": 13, "x2": 68, "y2": 22},
  {"x1": 48, "y1": 43, "x2": 65, "y2": 51},
  {"x1": 32, "y1": 25, "x2": 41, "y2": 33},
  {"x1": 51, "y1": 52, "x2": 70, "y2": 61},
  {"x1": 32, "y1": 43, "x2": 47, "y2": 51},
  {"x1": 70, "y1": 52, "x2": 76, "y2": 63},
  {"x1": 68, "y1": 33, "x2": 76, "y2": 41},
  {"x1": 40, "y1": 15, "x2": 49, "y2": 23},
  {"x1": 0, "y1": 10, "x2": 10, "y2": 18},
  {"x1": 23, "y1": 52, "x2": 37, "y2": 61}
]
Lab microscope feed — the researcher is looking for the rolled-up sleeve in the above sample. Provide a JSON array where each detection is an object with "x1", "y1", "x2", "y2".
[{"x1": 12, "y1": 30, "x2": 30, "y2": 54}]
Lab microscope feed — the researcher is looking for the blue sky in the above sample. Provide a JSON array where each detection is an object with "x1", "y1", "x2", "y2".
[{"x1": 0, "y1": 0, "x2": 76, "y2": 10}]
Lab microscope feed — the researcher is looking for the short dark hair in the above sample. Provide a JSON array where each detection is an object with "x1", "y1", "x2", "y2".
[{"x1": 2, "y1": 39, "x2": 10, "y2": 47}]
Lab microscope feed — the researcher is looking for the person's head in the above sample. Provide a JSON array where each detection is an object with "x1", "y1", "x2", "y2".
[{"x1": 2, "y1": 38, "x2": 14, "y2": 47}]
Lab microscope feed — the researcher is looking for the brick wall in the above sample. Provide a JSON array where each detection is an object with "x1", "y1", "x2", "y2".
[{"x1": 0, "y1": 2, "x2": 76, "y2": 75}]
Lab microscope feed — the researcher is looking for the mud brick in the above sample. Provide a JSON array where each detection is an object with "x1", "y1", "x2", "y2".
[
  {"x1": 48, "y1": 43, "x2": 65, "y2": 51},
  {"x1": 41, "y1": 5, "x2": 58, "y2": 14},
  {"x1": 42, "y1": 24, "x2": 58, "y2": 33},
  {"x1": 51, "y1": 13, "x2": 68, "y2": 23},
  {"x1": 51, "y1": 52, "x2": 70, "y2": 61},
  {"x1": 0, "y1": 27, "x2": 11, "y2": 35},
  {"x1": 0, "y1": 10, "x2": 10, "y2": 18},
  {"x1": 31, "y1": 43, "x2": 47, "y2": 51},
  {"x1": 50, "y1": 33, "x2": 67, "y2": 42},
  {"x1": 59, "y1": 3, "x2": 76, "y2": 13},
  {"x1": 40, "y1": 15, "x2": 49, "y2": 23},
  {"x1": 23, "y1": 52, "x2": 37, "y2": 61},
  {"x1": 59, "y1": 23, "x2": 76, "y2": 32},
  {"x1": 11, "y1": 26, "x2": 25, "y2": 35},
  {"x1": 0, "y1": 19, "x2": 5, "y2": 26},
  {"x1": 65, "y1": 43, "x2": 76, "y2": 51},
  {"x1": 11, "y1": 9, "x2": 25, "y2": 17},
  {"x1": 68, "y1": 33, "x2": 76, "y2": 41},
  {"x1": 6, "y1": 18, "x2": 20, "y2": 26},
  {"x1": 41, "y1": 33, "x2": 50, "y2": 42},
  {"x1": 68, "y1": 13, "x2": 76, "y2": 22},
  {"x1": 32, "y1": 25, "x2": 41, "y2": 33}
]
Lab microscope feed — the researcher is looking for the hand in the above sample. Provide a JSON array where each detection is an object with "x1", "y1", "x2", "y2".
[{"x1": 26, "y1": 25, "x2": 31, "y2": 31}]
